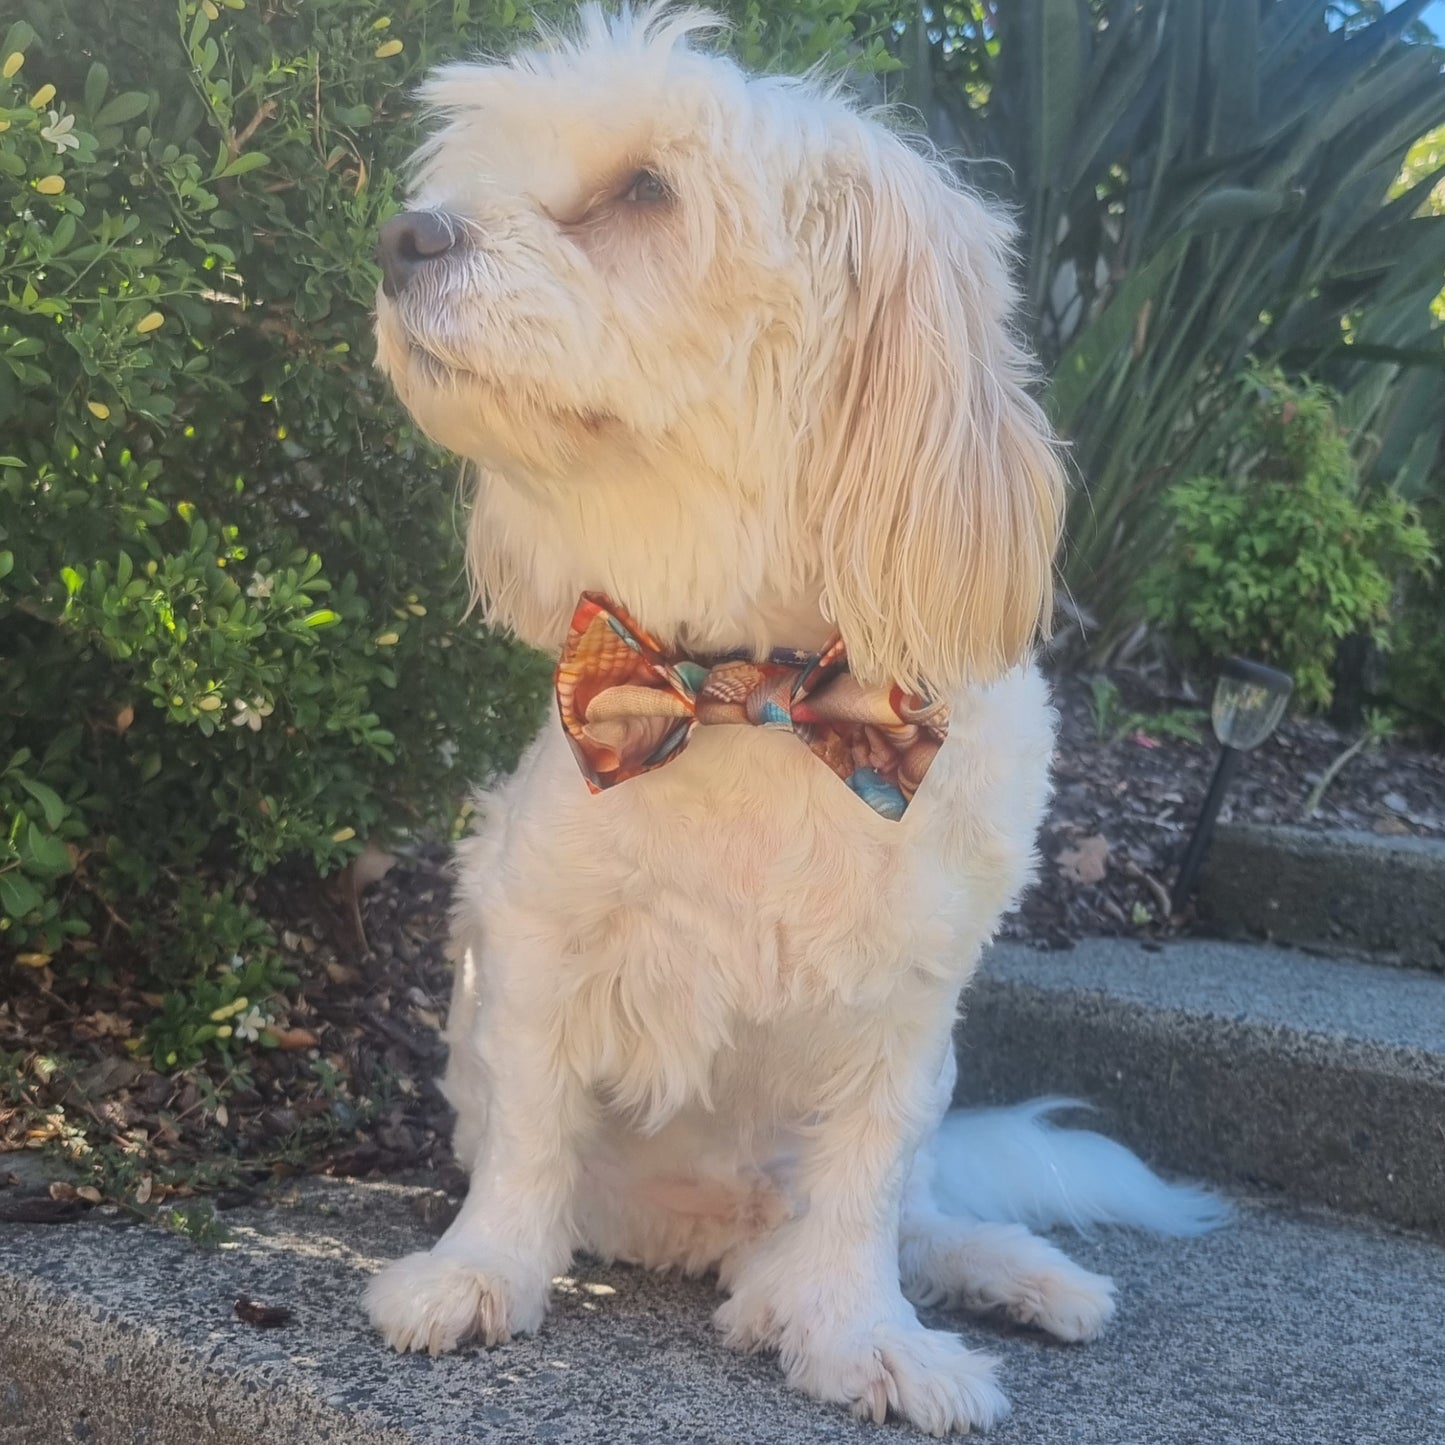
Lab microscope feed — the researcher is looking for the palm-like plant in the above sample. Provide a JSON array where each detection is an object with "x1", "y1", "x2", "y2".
[{"x1": 900, "y1": 0, "x2": 1445, "y2": 648}]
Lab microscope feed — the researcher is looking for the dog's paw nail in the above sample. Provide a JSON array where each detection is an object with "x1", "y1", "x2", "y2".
[{"x1": 790, "y1": 1322, "x2": 1007, "y2": 1435}]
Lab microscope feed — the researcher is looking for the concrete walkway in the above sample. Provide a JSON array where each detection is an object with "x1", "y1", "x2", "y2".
[{"x1": 3, "y1": 1176, "x2": 1443, "y2": 1444}]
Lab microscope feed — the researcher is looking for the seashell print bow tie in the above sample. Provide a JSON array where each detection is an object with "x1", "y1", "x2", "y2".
[{"x1": 555, "y1": 593, "x2": 949, "y2": 819}]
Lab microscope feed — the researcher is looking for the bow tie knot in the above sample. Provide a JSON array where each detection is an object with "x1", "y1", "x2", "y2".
[{"x1": 555, "y1": 594, "x2": 949, "y2": 819}]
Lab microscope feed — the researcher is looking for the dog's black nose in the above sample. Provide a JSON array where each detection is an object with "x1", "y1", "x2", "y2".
[{"x1": 377, "y1": 211, "x2": 458, "y2": 298}]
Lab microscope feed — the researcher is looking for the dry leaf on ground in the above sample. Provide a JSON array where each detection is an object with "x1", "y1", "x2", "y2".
[{"x1": 1056, "y1": 833, "x2": 1111, "y2": 885}]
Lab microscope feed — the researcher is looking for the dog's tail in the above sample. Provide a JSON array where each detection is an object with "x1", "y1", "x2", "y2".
[{"x1": 930, "y1": 1098, "x2": 1229, "y2": 1236}]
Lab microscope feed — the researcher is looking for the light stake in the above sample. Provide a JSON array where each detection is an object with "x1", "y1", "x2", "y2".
[{"x1": 1172, "y1": 657, "x2": 1294, "y2": 913}]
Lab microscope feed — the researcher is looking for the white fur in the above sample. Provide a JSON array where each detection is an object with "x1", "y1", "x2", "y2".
[
  {"x1": 931, "y1": 1100, "x2": 1231, "y2": 1237},
  {"x1": 364, "y1": 7, "x2": 1219, "y2": 1433}
]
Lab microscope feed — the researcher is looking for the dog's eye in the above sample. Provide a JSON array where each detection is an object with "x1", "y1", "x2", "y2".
[{"x1": 623, "y1": 169, "x2": 671, "y2": 206}]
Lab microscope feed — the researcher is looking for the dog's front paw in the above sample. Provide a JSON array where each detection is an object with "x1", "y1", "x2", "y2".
[
  {"x1": 788, "y1": 1321, "x2": 1008, "y2": 1437},
  {"x1": 365, "y1": 1249, "x2": 545, "y2": 1356}
]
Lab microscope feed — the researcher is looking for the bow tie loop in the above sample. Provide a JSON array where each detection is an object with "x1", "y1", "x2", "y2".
[{"x1": 555, "y1": 593, "x2": 948, "y2": 819}]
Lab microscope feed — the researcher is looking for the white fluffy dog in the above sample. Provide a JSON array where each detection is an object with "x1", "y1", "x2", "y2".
[{"x1": 366, "y1": 7, "x2": 1221, "y2": 1433}]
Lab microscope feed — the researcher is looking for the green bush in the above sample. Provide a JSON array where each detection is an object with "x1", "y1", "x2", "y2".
[
  {"x1": 1139, "y1": 370, "x2": 1436, "y2": 709},
  {"x1": 900, "y1": 1, "x2": 1445, "y2": 648},
  {"x1": 0, "y1": 0, "x2": 905, "y2": 1061},
  {"x1": 1389, "y1": 501, "x2": 1445, "y2": 734},
  {"x1": 0, "y1": 0, "x2": 573, "y2": 1011}
]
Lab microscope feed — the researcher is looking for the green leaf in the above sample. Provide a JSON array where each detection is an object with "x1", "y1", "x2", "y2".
[
  {"x1": 49, "y1": 212, "x2": 77, "y2": 254},
  {"x1": 1047, "y1": 235, "x2": 1187, "y2": 430},
  {"x1": 219, "y1": 151, "x2": 270, "y2": 179},
  {"x1": 21, "y1": 822, "x2": 72, "y2": 879},
  {"x1": 1, "y1": 21, "x2": 37, "y2": 56},
  {"x1": 20, "y1": 778, "x2": 66, "y2": 830},
  {"x1": 60, "y1": 566, "x2": 83, "y2": 598},
  {"x1": 1036, "y1": 0, "x2": 1087, "y2": 185},
  {"x1": 1181, "y1": 187, "x2": 1302, "y2": 233},
  {"x1": 0, "y1": 870, "x2": 42, "y2": 919},
  {"x1": 84, "y1": 62, "x2": 109, "y2": 115},
  {"x1": 0, "y1": 551, "x2": 12, "y2": 581},
  {"x1": 94, "y1": 92, "x2": 150, "y2": 128},
  {"x1": 302, "y1": 608, "x2": 341, "y2": 628}
]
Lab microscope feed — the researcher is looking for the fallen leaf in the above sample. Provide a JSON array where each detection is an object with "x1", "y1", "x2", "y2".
[
  {"x1": 234, "y1": 1296, "x2": 293, "y2": 1329},
  {"x1": 67, "y1": 1056, "x2": 144, "y2": 1101},
  {"x1": 350, "y1": 840, "x2": 398, "y2": 893},
  {"x1": 323, "y1": 839, "x2": 399, "y2": 953},
  {"x1": 135, "y1": 1175, "x2": 153, "y2": 1205},
  {"x1": 273, "y1": 1027, "x2": 319, "y2": 1052},
  {"x1": 76, "y1": 1011, "x2": 134, "y2": 1041},
  {"x1": 75, "y1": 1186, "x2": 102, "y2": 1205},
  {"x1": 1056, "y1": 834, "x2": 1110, "y2": 886}
]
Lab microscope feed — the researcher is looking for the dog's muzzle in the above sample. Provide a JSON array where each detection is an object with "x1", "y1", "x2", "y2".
[{"x1": 377, "y1": 211, "x2": 461, "y2": 298}]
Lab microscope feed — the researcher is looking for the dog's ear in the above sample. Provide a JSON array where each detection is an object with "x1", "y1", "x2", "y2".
[{"x1": 809, "y1": 133, "x2": 1065, "y2": 695}]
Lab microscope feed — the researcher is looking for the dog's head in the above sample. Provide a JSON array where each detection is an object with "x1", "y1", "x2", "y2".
[{"x1": 375, "y1": 3, "x2": 1064, "y2": 692}]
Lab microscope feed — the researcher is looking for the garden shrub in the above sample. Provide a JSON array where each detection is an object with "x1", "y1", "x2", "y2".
[
  {"x1": 0, "y1": 0, "x2": 904, "y2": 1062},
  {"x1": 1139, "y1": 369, "x2": 1435, "y2": 709},
  {"x1": 1389, "y1": 501, "x2": 1445, "y2": 735}
]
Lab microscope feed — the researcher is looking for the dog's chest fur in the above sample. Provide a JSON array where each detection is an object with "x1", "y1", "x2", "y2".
[{"x1": 444, "y1": 665, "x2": 1054, "y2": 1152}]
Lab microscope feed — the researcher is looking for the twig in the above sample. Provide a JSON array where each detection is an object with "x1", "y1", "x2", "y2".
[
  {"x1": 1301, "y1": 733, "x2": 1373, "y2": 820},
  {"x1": 313, "y1": 60, "x2": 322, "y2": 160},
  {"x1": 70, "y1": 873, "x2": 133, "y2": 936},
  {"x1": 226, "y1": 99, "x2": 277, "y2": 161},
  {"x1": 1122, "y1": 859, "x2": 1173, "y2": 919}
]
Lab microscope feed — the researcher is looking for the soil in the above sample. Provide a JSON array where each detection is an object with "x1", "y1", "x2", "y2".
[
  {"x1": 1005, "y1": 669, "x2": 1445, "y2": 948},
  {"x1": 3, "y1": 667, "x2": 1443, "y2": 1206}
]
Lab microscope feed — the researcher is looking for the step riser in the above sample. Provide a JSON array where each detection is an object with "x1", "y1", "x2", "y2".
[
  {"x1": 955, "y1": 978, "x2": 1445, "y2": 1238},
  {"x1": 1199, "y1": 824, "x2": 1445, "y2": 971}
]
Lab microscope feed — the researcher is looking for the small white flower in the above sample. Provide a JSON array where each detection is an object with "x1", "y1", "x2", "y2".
[
  {"x1": 40, "y1": 111, "x2": 78, "y2": 154},
  {"x1": 232, "y1": 697, "x2": 274, "y2": 731},
  {"x1": 246, "y1": 573, "x2": 274, "y2": 600},
  {"x1": 233, "y1": 1006, "x2": 266, "y2": 1043}
]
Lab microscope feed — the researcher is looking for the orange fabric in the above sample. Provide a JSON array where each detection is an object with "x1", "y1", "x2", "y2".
[{"x1": 555, "y1": 593, "x2": 949, "y2": 819}]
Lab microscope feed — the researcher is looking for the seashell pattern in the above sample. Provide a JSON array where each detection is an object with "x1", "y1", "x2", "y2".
[{"x1": 556, "y1": 593, "x2": 949, "y2": 817}]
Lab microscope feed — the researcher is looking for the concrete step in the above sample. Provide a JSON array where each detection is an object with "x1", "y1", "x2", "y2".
[
  {"x1": 2, "y1": 1177, "x2": 1443, "y2": 1444},
  {"x1": 1198, "y1": 822, "x2": 1445, "y2": 970},
  {"x1": 958, "y1": 937, "x2": 1445, "y2": 1236}
]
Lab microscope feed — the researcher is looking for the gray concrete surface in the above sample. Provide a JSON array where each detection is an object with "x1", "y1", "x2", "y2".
[
  {"x1": 2, "y1": 1176, "x2": 1443, "y2": 1444},
  {"x1": 958, "y1": 939, "x2": 1445, "y2": 1237},
  {"x1": 1199, "y1": 823, "x2": 1445, "y2": 970}
]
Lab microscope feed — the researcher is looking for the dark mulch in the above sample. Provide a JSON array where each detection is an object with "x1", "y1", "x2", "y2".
[
  {"x1": 1006, "y1": 670, "x2": 1445, "y2": 947},
  {"x1": 0, "y1": 847, "x2": 467, "y2": 1203},
  {"x1": 2, "y1": 667, "x2": 1442, "y2": 1205}
]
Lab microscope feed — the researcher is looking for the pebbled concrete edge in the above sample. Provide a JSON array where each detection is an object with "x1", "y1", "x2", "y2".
[
  {"x1": 954, "y1": 975, "x2": 1445, "y2": 1238},
  {"x1": 0, "y1": 1272, "x2": 407, "y2": 1445},
  {"x1": 1198, "y1": 823, "x2": 1445, "y2": 970}
]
